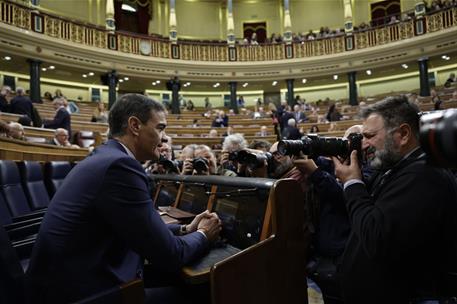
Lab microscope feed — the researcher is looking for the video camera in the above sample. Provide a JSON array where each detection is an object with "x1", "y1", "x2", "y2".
[
  {"x1": 278, "y1": 133, "x2": 363, "y2": 161},
  {"x1": 420, "y1": 109, "x2": 457, "y2": 168}
]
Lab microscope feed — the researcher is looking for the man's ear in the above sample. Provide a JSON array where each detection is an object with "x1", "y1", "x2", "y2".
[
  {"x1": 128, "y1": 116, "x2": 141, "y2": 136},
  {"x1": 398, "y1": 123, "x2": 412, "y2": 146}
]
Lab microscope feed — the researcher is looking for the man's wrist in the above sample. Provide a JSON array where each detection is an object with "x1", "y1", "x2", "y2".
[{"x1": 180, "y1": 224, "x2": 187, "y2": 235}]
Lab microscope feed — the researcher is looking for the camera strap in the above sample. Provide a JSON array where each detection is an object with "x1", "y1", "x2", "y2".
[{"x1": 370, "y1": 148, "x2": 426, "y2": 200}]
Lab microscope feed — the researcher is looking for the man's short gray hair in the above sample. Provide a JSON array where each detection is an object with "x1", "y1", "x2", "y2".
[
  {"x1": 222, "y1": 133, "x2": 247, "y2": 152},
  {"x1": 288, "y1": 118, "x2": 296, "y2": 127},
  {"x1": 16, "y1": 87, "x2": 25, "y2": 95}
]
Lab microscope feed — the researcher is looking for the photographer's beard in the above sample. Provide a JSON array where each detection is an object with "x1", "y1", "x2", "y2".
[
  {"x1": 271, "y1": 157, "x2": 293, "y2": 178},
  {"x1": 369, "y1": 134, "x2": 403, "y2": 171}
]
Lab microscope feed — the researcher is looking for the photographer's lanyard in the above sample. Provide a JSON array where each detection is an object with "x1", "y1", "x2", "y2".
[{"x1": 370, "y1": 148, "x2": 426, "y2": 200}]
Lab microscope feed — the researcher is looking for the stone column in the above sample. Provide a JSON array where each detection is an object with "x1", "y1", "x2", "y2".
[
  {"x1": 167, "y1": 77, "x2": 181, "y2": 114},
  {"x1": 348, "y1": 71, "x2": 358, "y2": 106},
  {"x1": 229, "y1": 81, "x2": 239, "y2": 114},
  {"x1": 286, "y1": 79, "x2": 294, "y2": 107},
  {"x1": 27, "y1": 59, "x2": 41, "y2": 103},
  {"x1": 418, "y1": 57, "x2": 430, "y2": 97},
  {"x1": 106, "y1": 70, "x2": 117, "y2": 109}
]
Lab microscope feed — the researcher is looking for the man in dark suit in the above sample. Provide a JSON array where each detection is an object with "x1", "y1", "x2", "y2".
[
  {"x1": 293, "y1": 104, "x2": 307, "y2": 123},
  {"x1": 332, "y1": 96, "x2": 457, "y2": 303},
  {"x1": 43, "y1": 97, "x2": 71, "y2": 137},
  {"x1": 26, "y1": 94, "x2": 222, "y2": 303},
  {"x1": 281, "y1": 118, "x2": 302, "y2": 140},
  {"x1": 9, "y1": 87, "x2": 33, "y2": 119}
]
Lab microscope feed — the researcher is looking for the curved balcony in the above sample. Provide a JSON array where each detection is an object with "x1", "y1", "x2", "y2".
[{"x1": 0, "y1": 0, "x2": 456, "y2": 81}]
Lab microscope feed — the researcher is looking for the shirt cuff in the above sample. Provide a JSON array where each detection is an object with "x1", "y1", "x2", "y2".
[
  {"x1": 343, "y1": 179, "x2": 364, "y2": 190},
  {"x1": 196, "y1": 230, "x2": 207, "y2": 239}
]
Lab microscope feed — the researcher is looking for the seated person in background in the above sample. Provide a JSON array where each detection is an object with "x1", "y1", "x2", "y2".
[
  {"x1": 43, "y1": 98, "x2": 72, "y2": 137},
  {"x1": 186, "y1": 99, "x2": 195, "y2": 111},
  {"x1": 53, "y1": 89, "x2": 64, "y2": 99},
  {"x1": 293, "y1": 104, "x2": 307, "y2": 123},
  {"x1": 256, "y1": 125, "x2": 269, "y2": 137},
  {"x1": 7, "y1": 122, "x2": 25, "y2": 140},
  {"x1": 444, "y1": 72, "x2": 456, "y2": 88},
  {"x1": 91, "y1": 102, "x2": 109, "y2": 123},
  {"x1": 181, "y1": 144, "x2": 217, "y2": 175},
  {"x1": 222, "y1": 126, "x2": 233, "y2": 137},
  {"x1": 309, "y1": 125, "x2": 320, "y2": 133},
  {"x1": 208, "y1": 129, "x2": 218, "y2": 138},
  {"x1": 42, "y1": 91, "x2": 53, "y2": 103},
  {"x1": 326, "y1": 104, "x2": 342, "y2": 122},
  {"x1": 332, "y1": 96, "x2": 457, "y2": 303},
  {"x1": 26, "y1": 93, "x2": 222, "y2": 304},
  {"x1": 211, "y1": 110, "x2": 229, "y2": 127},
  {"x1": 431, "y1": 88, "x2": 442, "y2": 110},
  {"x1": 281, "y1": 118, "x2": 302, "y2": 140},
  {"x1": 191, "y1": 118, "x2": 199, "y2": 127},
  {"x1": 0, "y1": 85, "x2": 12, "y2": 112},
  {"x1": 50, "y1": 128, "x2": 74, "y2": 148}
]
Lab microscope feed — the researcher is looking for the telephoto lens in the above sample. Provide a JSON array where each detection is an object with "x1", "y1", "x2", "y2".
[
  {"x1": 420, "y1": 109, "x2": 457, "y2": 168},
  {"x1": 278, "y1": 134, "x2": 362, "y2": 160}
]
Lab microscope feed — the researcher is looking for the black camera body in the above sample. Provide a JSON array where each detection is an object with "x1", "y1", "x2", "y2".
[
  {"x1": 192, "y1": 157, "x2": 209, "y2": 173},
  {"x1": 236, "y1": 150, "x2": 273, "y2": 170},
  {"x1": 158, "y1": 155, "x2": 182, "y2": 174},
  {"x1": 278, "y1": 133, "x2": 363, "y2": 161}
]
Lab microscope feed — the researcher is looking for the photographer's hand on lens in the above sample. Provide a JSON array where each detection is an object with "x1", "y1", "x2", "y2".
[
  {"x1": 197, "y1": 212, "x2": 222, "y2": 242},
  {"x1": 294, "y1": 158, "x2": 318, "y2": 174},
  {"x1": 332, "y1": 150, "x2": 362, "y2": 183},
  {"x1": 182, "y1": 158, "x2": 193, "y2": 175}
]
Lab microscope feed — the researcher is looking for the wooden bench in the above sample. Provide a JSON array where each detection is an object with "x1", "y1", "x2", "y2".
[
  {"x1": 0, "y1": 137, "x2": 89, "y2": 162},
  {"x1": 149, "y1": 174, "x2": 308, "y2": 303}
]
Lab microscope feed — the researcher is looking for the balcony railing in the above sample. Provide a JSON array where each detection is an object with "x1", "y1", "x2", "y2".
[{"x1": 0, "y1": 0, "x2": 456, "y2": 62}]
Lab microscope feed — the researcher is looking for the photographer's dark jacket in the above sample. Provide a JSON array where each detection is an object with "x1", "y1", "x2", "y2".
[{"x1": 340, "y1": 148, "x2": 457, "y2": 303}]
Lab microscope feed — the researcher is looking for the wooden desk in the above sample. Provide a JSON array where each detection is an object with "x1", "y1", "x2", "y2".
[{"x1": 149, "y1": 175, "x2": 307, "y2": 303}]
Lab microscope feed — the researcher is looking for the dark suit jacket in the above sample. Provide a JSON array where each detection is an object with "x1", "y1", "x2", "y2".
[
  {"x1": 281, "y1": 126, "x2": 301, "y2": 140},
  {"x1": 26, "y1": 140, "x2": 208, "y2": 303},
  {"x1": 43, "y1": 107, "x2": 71, "y2": 137},
  {"x1": 10, "y1": 95, "x2": 33, "y2": 118}
]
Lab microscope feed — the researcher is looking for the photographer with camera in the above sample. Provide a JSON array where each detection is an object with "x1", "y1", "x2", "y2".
[
  {"x1": 332, "y1": 96, "x2": 457, "y2": 303},
  {"x1": 294, "y1": 127, "x2": 365, "y2": 304},
  {"x1": 181, "y1": 144, "x2": 218, "y2": 176}
]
